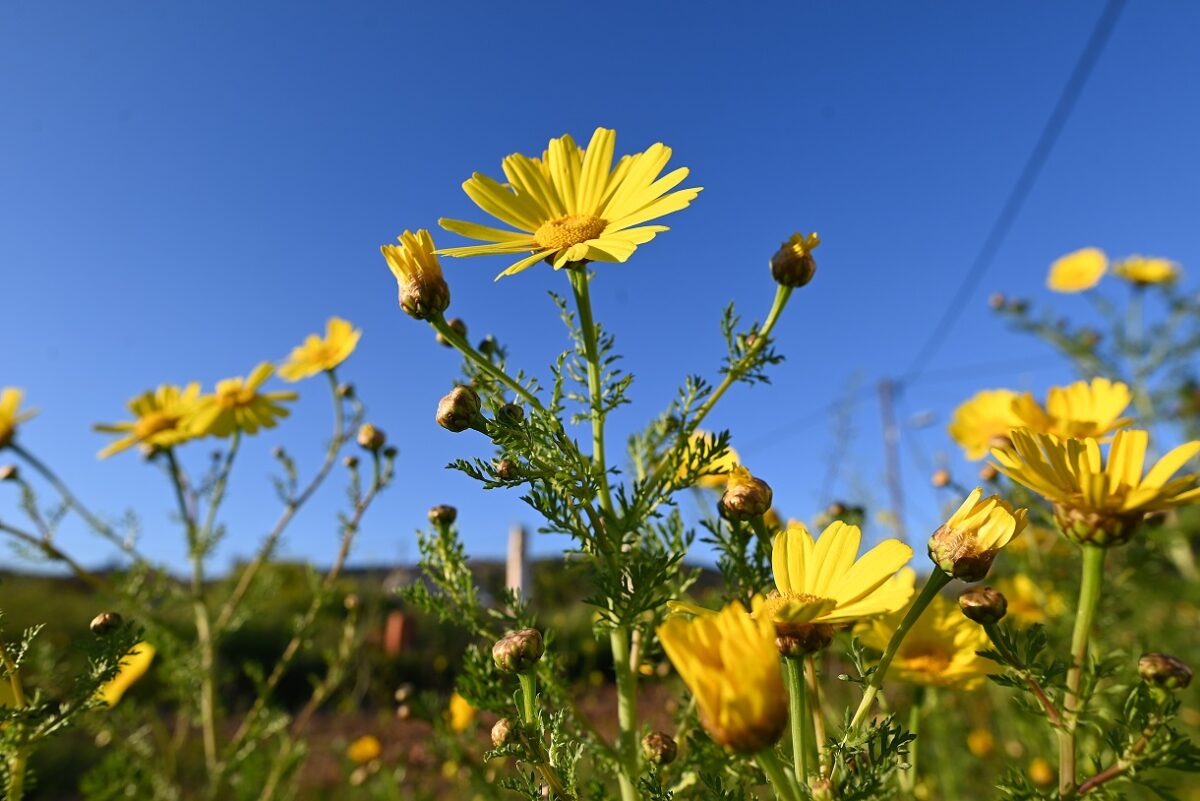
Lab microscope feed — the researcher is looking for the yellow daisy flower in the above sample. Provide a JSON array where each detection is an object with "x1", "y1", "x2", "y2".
[
  {"x1": 380, "y1": 229, "x2": 451, "y2": 320},
  {"x1": 1047, "y1": 247, "x2": 1107, "y2": 293},
  {"x1": 438, "y1": 127, "x2": 701, "y2": 279},
  {"x1": 858, "y1": 592, "x2": 995, "y2": 690},
  {"x1": 1113, "y1": 255, "x2": 1180, "y2": 286},
  {"x1": 192, "y1": 363, "x2": 298, "y2": 438},
  {"x1": 94, "y1": 384, "x2": 206, "y2": 458},
  {"x1": 1012, "y1": 378, "x2": 1133, "y2": 439},
  {"x1": 992, "y1": 428, "x2": 1200, "y2": 546},
  {"x1": 278, "y1": 317, "x2": 361, "y2": 382},
  {"x1": 0, "y1": 387, "x2": 37, "y2": 449},
  {"x1": 680, "y1": 431, "x2": 740, "y2": 490},
  {"x1": 97, "y1": 642, "x2": 156, "y2": 707},
  {"x1": 767, "y1": 521, "x2": 914, "y2": 626},
  {"x1": 928, "y1": 488, "x2": 1028, "y2": 581},
  {"x1": 948, "y1": 389, "x2": 1024, "y2": 460},
  {"x1": 994, "y1": 574, "x2": 1066, "y2": 625},
  {"x1": 346, "y1": 734, "x2": 382, "y2": 764},
  {"x1": 657, "y1": 599, "x2": 786, "y2": 753},
  {"x1": 447, "y1": 691, "x2": 476, "y2": 733}
]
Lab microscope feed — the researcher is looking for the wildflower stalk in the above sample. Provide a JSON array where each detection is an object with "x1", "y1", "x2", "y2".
[
  {"x1": 1059, "y1": 544, "x2": 1107, "y2": 798},
  {"x1": 980, "y1": 621, "x2": 1061, "y2": 725},
  {"x1": 805, "y1": 655, "x2": 830, "y2": 778},
  {"x1": 2, "y1": 644, "x2": 28, "y2": 801},
  {"x1": 756, "y1": 747, "x2": 802, "y2": 801},
  {"x1": 848, "y1": 569, "x2": 951, "y2": 732},
  {"x1": 901, "y1": 687, "x2": 924, "y2": 795},
  {"x1": 429, "y1": 313, "x2": 543, "y2": 410},
  {"x1": 0, "y1": 519, "x2": 110, "y2": 594},
  {"x1": 784, "y1": 656, "x2": 810, "y2": 781}
]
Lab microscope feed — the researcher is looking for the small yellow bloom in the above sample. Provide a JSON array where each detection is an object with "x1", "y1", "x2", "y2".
[
  {"x1": 1012, "y1": 378, "x2": 1133, "y2": 439},
  {"x1": 966, "y1": 728, "x2": 995, "y2": 757},
  {"x1": 657, "y1": 599, "x2": 786, "y2": 753},
  {"x1": 0, "y1": 388, "x2": 37, "y2": 449},
  {"x1": 346, "y1": 734, "x2": 382, "y2": 764},
  {"x1": 928, "y1": 488, "x2": 1028, "y2": 582},
  {"x1": 94, "y1": 385, "x2": 206, "y2": 458},
  {"x1": 278, "y1": 317, "x2": 361, "y2": 382},
  {"x1": 438, "y1": 127, "x2": 701, "y2": 279},
  {"x1": 1047, "y1": 247, "x2": 1107, "y2": 293},
  {"x1": 994, "y1": 574, "x2": 1066, "y2": 624},
  {"x1": 381, "y1": 229, "x2": 451, "y2": 320},
  {"x1": 680, "y1": 431, "x2": 740, "y2": 489},
  {"x1": 192, "y1": 363, "x2": 297, "y2": 438},
  {"x1": 97, "y1": 642, "x2": 155, "y2": 707},
  {"x1": 1113, "y1": 255, "x2": 1180, "y2": 286},
  {"x1": 1029, "y1": 757, "x2": 1055, "y2": 786},
  {"x1": 447, "y1": 691, "x2": 476, "y2": 733},
  {"x1": 992, "y1": 428, "x2": 1200, "y2": 546},
  {"x1": 948, "y1": 389, "x2": 1024, "y2": 460},
  {"x1": 858, "y1": 593, "x2": 995, "y2": 690}
]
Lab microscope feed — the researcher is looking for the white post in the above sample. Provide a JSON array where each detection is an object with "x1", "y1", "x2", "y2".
[{"x1": 506, "y1": 524, "x2": 527, "y2": 599}]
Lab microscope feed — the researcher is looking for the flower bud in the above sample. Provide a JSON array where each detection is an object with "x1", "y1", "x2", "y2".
[
  {"x1": 336, "y1": 382, "x2": 355, "y2": 399},
  {"x1": 383, "y1": 445, "x2": 399, "y2": 460},
  {"x1": 496, "y1": 403, "x2": 525, "y2": 427},
  {"x1": 1138, "y1": 653, "x2": 1193, "y2": 690},
  {"x1": 357, "y1": 423, "x2": 386, "y2": 451},
  {"x1": 382, "y1": 230, "x2": 451, "y2": 321},
  {"x1": 1054, "y1": 504, "x2": 1142, "y2": 548},
  {"x1": 988, "y1": 292, "x2": 1006, "y2": 310},
  {"x1": 928, "y1": 488, "x2": 1027, "y2": 582},
  {"x1": 641, "y1": 731, "x2": 678, "y2": 765},
  {"x1": 718, "y1": 467, "x2": 773, "y2": 521},
  {"x1": 491, "y1": 717, "x2": 517, "y2": 748},
  {"x1": 436, "y1": 386, "x2": 483, "y2": 433},
  {"x1": 978, "y1": 464, "x2": 999, "y2": 482},
  {"x1": 428, "y1": 505, "x2": 457, "y2": 526},
  {"x1": 343, "y1": 593, "x2": 360, "y2": 611},
  {"x1": 395, "y1": 703, "x2": 412, "y2": 720},
  {"x1": 492, "y1": 628, "x2": 544, "y2": 673},
  {"x1": 931, "y1": 468, "x2": 951, "y2": 488},
  {"x1": 271, "y1": 446, "x2": 286, "y2": 459},
  {"x1": 393, "y1": 683, "x2": 414, "y2": 703},
  {"x1": 775, "y1": 621, "x2": 835, "y2": 658},
  {"x1": 343, "y1": 455, "x2": 359, "y2": 469},
  {"x1": 770, "y1": 232, "x2": 820, "y2": 288},
  {"x1": 90, "y1": 611, "x2": 123, "y2": 635},
  {"x1": 958, "y1": 586, "x2": 1007, "y2": 625},
  {"x1": 436, "y1": 317, "x2": 468, "y2": 347},
  {"x1": 398, "y1": 276, "x2": 450, "y2": 319},
  {"x1": 496, "y1": 458, "x2": 520, "y2": 481},
  {"x1": 478, "y1": 336, "x2": 499, "y2": 356},
  {"x1": 0, "y1": 464, "x2": 17, "y2": 482}
]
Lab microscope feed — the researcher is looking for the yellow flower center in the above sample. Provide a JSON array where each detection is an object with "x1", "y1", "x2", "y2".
[
  {"x1": 534, "y1": 214, "x2": 606, "y2": 251},
  {"x1": 901, "y1": 647, "x2": 953, "y2": 675},
  {"x1": 216, "y1": 384, "x2": 257, "y2": 408},
  {"x1": 134, "y1": 411, "x2": 178, "y2": 439}
]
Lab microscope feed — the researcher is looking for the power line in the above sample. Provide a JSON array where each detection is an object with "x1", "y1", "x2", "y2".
[{"x1": 900, "y1": 0, "x2": 1127, "y2": 384}]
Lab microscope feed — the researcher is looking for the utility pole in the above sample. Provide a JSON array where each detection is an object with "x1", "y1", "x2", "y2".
[
  {"x1": 878, "y1": 379, "x2": 906, "y2": 538},
  {"x1": 506, "y1": 524, "x2": 527, "y2": 600}
]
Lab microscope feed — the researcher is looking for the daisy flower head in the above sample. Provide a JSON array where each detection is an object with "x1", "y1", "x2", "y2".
[
  {"x1": 380, "y1": 229, "x2": 450, "y2": 320},
  {"x1": 94, "y1": 384, "x2": 206, "y2": 458},
  {"x1": 0, "y1": 387, "x2": 37, "y2": 449},
  {"x1": 193, "y1": 363, "x2": 297, "y2": 438},
  {"x1": 1047, "y1": 247, "x2": 1107, "y2": 293},
  {"x1": 279, "y1": 317, "x2": 361, "y2": 382},
  {"x1": 1113, "y1": 255, "x2": 1180, "y2": 286},
  {"x1": 438, "y1": 127, "x2": 701, "y2": 279}
]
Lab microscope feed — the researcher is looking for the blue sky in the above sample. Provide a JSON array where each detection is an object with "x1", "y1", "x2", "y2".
[{"x1": 3, "y1": 1, "x2": 1199, "y2": 574}]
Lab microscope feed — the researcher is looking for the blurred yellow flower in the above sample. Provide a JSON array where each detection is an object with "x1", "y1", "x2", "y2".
[
  {"x1": 1047, "y1": 247, "x2": 1106, "y2": 293},
  {"x1": 928, "y1": 488, "x2": 1028, "y2": 582},
  {"x1": 279, "y1": 317, "x2": 361, "y2": 382},
  {"x1": 380, "y1": 229, "x2": 451, "y2": 320},
  {"x1": 193, "y1": 363, "x2": 297, "y2": 438},
  {"x1": 680, "y1": 431, "x2": 740, "y2": 489},
  {"x1": 94, "y1": 384, "x2": 205, "y2": 458},
  {"x1": 766, "y1": 521, "x2": 914, "y2": 625},
  {"x1": 346, "y1": 734, "x2": 381, "y2": 764},
  {"x1": 858, "y1": 593, "x2": 994, "y2": 690},
  {"x1": 994, "y1": 574, "x2": 1065, "y2": 624},
  {"x1": 993, "y1": 428, "x2": 1200, "y2": 546},
  {"x1": 657, "y1": 599, "x2": 786, "y2": 753},
  {"x1": 447, "y1": 691, "x2": 476, "y2": 733},
  {"x1": 438, "y1": 127, "x2": 701, "y2": 279},
  {"x1": 1029, "y1": 757, "x2": 1055, "y2": 786},
  {"x1": 0, "y1": 387, "x2": 37, "y2": 449},
  {"x1": 1113, "y1": 255, "x2": 1180, "y2": 285},
  {"x1": 97, "y1": 642, "x2": 155, "y2": 707},
  {"x1": 966, "y1": 728, "x2": 995, "y2": 757},
  {"x1": 1013, "y1": 378, "x2": 1133, "y2": 439},
  {"x1": 948, "y1": 389, "x2": 1024, "y2": 460}
]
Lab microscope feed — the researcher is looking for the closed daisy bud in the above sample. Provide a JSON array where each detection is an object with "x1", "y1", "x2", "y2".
[
  {"x1": 90, "y1": 611, "x2": 123, "y2": 635},
  {"x1": 988, "y1": 292, "x2": 1006, "y2": 310},
  {"x1": 641, "y1": 731, "x2": 677, "y2": 765},
  {"x1": 496, "y1": 458, "x2": 520, "y2": 481},
  {"x1": 1138, "y1": 653, "x2": 1193, "y2": 690},
  {"x1": 428, "y1": 505, "x2": 457, "y2": 526},
  {"x1": 437, "y1": 386, "x2": 483, "y2": 433},
  {"x1": 928, "y1": 488, "x2": 1027, "y2": 582},
  {"x1": 343, "y1": 455, "x2": 359, "y2": 469},
  {"x1": 719, "y1": 467, "x2": 773, "y2": 521},
  {"x1": 0, "y1": 464, "x2": 17, "y2": 482},
  {"x1": 436, "y1": 317, "x2": 467, "y2": 347},
  {"x1": 357, "y1": 423, "x2": 386, "y2": 451},
  {"x1": 383, "y1": 445, "x2": 398, "y2": 460},
  {"x1": 496, "y1": 403, "x2": 525, "y2": 427},
  {"x1": 978, "y1": 464, "x2": 999, "y2": 482},
  {"x1": 770, "y1": 232, "x2": 820, "y2": 288},
  {"x1": 931, "y1": 468, "x2": 951, "y2": 488},
  {"x1": 336, "y1": 382, "x2": 355, "y2": 399},
  {"x1": 492, "y1": 628, "x2": 545, "y2": 673},
  {"x1": 491, "y1": 717, "x2": 517, "y2": 748},
  {"x1": 381, "y1": 229, "x2": 451, "y2": 320},
  {"x1": 958, "y1": 586, "x2": 1007, "y2": 625}
]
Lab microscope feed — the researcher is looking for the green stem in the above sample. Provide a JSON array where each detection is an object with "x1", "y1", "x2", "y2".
[
  {"x1": 805, "y1": 655, "x2": 830, "y2": 778},
  {"x1": 3, "y1": 630, "x2": 29, "y2": 800},
  {"x1": 848, "y1": 569, "x2": 951, "y2": 732},
  {"x1": 756, "y1": 747, "x2": 802, "y2": 801},
  {"x1": 567, "y1": 267, "x2": 614, "y2": 514},
  {"x1": 902, "y1": 687, "x2": 924, "y2": 795},
  {"x1": 784, "y1": 656, "x2": 810, "y2": 782},
  {"x1": 610, "y1": 627, "x2": 639, "y2": 801},
  {"x1": 430, "y1": 314, "x2": 543, "y2": 410},
  {"x1": 1059, "y1": 544, "x2": 1106, "y2": 799},
  {"x1": 519, "y1": 671, "x2": 537, "y2": 726}
]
